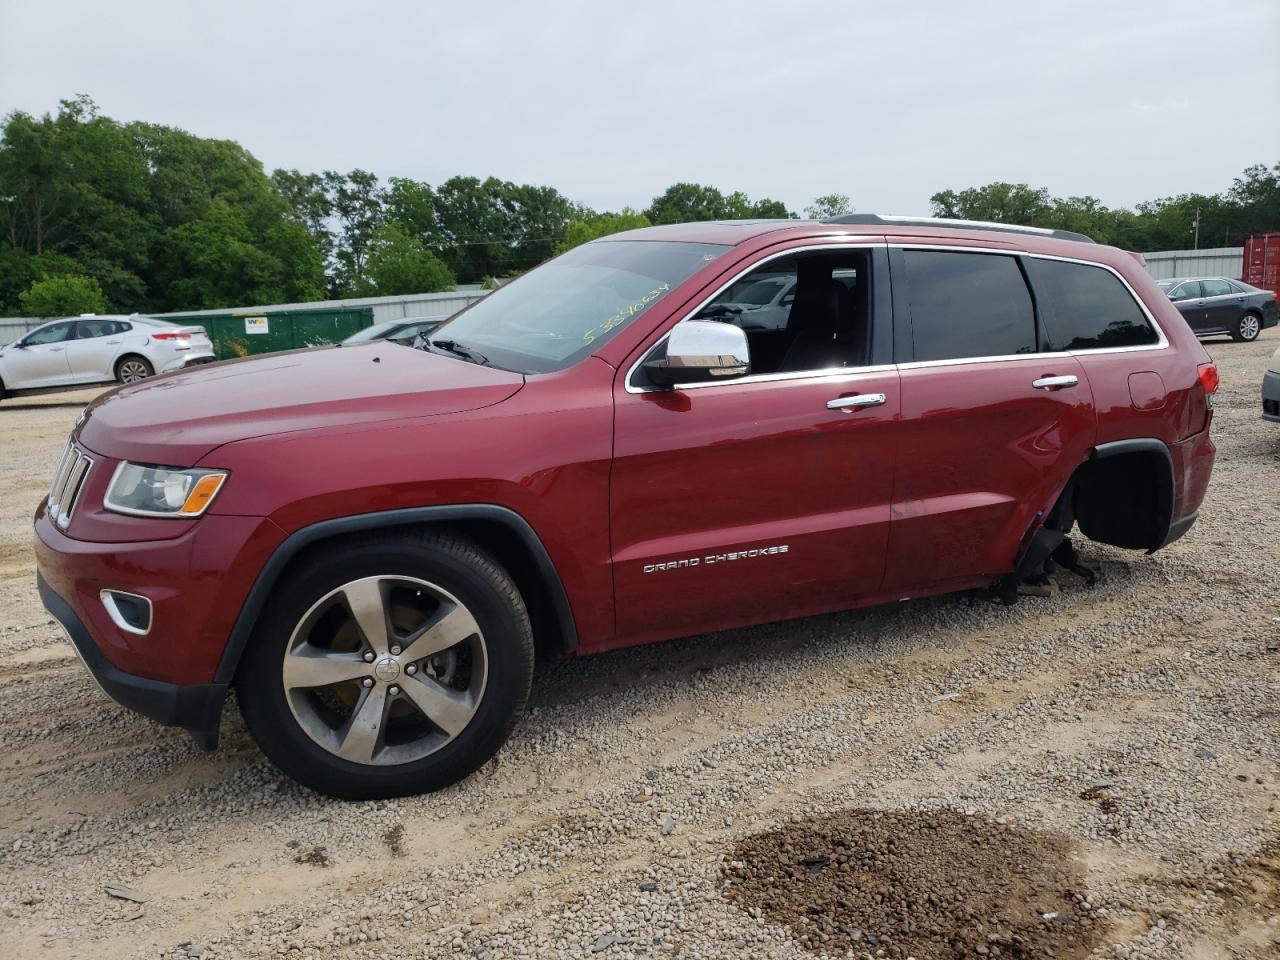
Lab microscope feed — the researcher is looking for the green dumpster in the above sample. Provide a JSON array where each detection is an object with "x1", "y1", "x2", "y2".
[{"x1": 163, "y1": 307, "x2": 375, "y2": 361}]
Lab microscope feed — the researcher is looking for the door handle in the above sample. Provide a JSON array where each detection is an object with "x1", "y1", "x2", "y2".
[
  {"x1": 827, "y1": 392, "x2": 887, "y2": 410},
  {"x1": 105, "y1": 339, "x2": 121, "y2": 344},
  {"x1": 1032, "y1": 375, "x2": 1078, "y2": 390},
  {"x1": 48, "y1": 346, "x2": 65, "y2": 352}
]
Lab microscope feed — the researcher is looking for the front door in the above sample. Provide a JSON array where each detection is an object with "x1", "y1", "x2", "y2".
[
  {"x1": 5, "y1": 321, "x2": 75, "y2": 388},
  {"x1": 609, "y1": 245, "x2": 899, "y2": 647},
  {"x1": 1168, "y1": 280, "x2": 1207, "y2": 332}
]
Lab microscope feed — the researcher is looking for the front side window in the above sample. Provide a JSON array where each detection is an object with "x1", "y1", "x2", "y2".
[
  {"x1": 902, "y1": 251, "x2": 1036, "y2": 361},
  {"x1": 23, "y1": 322, "x2": 75, "y2": 346},
  {"x1": 1201, "y1": 279, "x2": 1234, "y2": 298},
  {"x1": 1026, "y1": 258, "x2": 1159, "y2": 350},
  {"x1": 689, "y1": 250, "x2": 873, "y2": 374},
  {"x1": 1169, "y1": 281, "x2": 1202, "y2": 302},
  {"x1": 432, "y1": 240, "x2": 730, "y2": 373}
]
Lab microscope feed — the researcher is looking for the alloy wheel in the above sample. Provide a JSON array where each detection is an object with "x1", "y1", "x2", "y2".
[
  {"x1": 119, "y1": 359, "x2": 151, "y2": 383},
  {"x1": 1239, "y1": 314, "x2": 1260, "y2": 341},
  {"x1": 282, "y1": 575, "x2": 488, "y2": 766}
]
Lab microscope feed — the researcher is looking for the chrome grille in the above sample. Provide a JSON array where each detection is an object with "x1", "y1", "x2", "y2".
[{"x1": 48, "y1": 442, "x2": 94, "y2": 530}]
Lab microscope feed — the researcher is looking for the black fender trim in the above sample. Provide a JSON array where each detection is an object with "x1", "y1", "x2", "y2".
[
  {"x1": 213, "y1": 504, "x2": 578, "y2": 685},
  {"x1": 1090, "y1": 437, "x2": 1173, "y2": 463},
  {"x1": 1087, "y1": 438, "x2": 1175, "y2": 553}
]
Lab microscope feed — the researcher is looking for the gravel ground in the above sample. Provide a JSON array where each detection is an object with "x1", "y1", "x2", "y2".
[{"x1": 0, "y1": 336, "x2": 1277, "y2": 960}]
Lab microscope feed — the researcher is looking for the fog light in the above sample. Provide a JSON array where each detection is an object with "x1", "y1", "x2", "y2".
[{"x1": 100, "y1": 590, "x2": 153, "y2": 636}]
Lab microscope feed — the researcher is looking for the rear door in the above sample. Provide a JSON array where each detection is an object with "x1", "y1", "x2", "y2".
[
  {"x1": 610, "y1": 243, "x2": 900, "y2": 646},
  {"x1": 1200, "y1": 278, "x2": 1242, "y2": 332},
  {"x1": 65, "y1": 319, "x2": 125, "y2": 383},
  {"x1": 882, "y1": 246, "x2": 1095, "y2": 592}
]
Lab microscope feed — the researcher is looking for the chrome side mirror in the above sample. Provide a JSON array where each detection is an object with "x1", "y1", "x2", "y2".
[{"x1": 644, "y1": 320, "x2": 750, "y2": 388}]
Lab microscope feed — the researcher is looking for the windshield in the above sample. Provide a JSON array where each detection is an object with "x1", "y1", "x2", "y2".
[
  {"x1": 343, "y1": 321, "x2": 401, "y2": 344},
  {"x1": 428, "y1": 240, "x2": 730, "y2": 373},
  {"x1": 1156, "y1": 280, "x2": 1176, "y2": 291}
]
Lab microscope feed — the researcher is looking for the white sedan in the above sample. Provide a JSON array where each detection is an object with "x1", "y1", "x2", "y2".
[{"x1": 0, "y1": 315, "x2": 215, "y2": 400}]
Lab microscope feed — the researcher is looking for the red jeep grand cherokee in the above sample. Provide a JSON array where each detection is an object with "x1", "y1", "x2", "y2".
[{"x1": 34, "y1": 215, "x2": 1218, "y2": 799}]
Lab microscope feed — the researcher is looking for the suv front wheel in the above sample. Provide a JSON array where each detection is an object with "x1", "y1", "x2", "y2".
[{"x1": 237, "y1": 532, "x2": 534, "y2": 799}]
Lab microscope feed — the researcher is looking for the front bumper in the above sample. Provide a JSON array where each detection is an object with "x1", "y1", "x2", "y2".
[
  {"x1": 39, "y1": 571, "x2": 227, "y2": 748},
  {"x1": 1263, "y1": 370, "x2": 1280, "y2": 423}
]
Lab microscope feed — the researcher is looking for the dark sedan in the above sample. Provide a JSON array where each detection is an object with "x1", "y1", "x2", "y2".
[
  {"x1": 1157, "y1": 277, "x2": 1278, "y2": 342},
  {"x1": 341, "y1": 316, "x2": 444, "y2": 347}
]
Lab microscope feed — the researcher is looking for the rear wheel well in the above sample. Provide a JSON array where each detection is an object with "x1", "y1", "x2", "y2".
[
  {"x1": 1069, "y1": 443, "x2": 1174, "y2": 552},
  {"x1": 239, "y1": 515, "x2": 574, "y2": 672}
]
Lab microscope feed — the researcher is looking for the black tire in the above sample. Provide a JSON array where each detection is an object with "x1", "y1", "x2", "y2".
[
  {"x1": 236, "y1": 531, "x2": 534, "y2": 800},
  {"x1": 115, "y1": 355, "x2": 154, "y2": 383},
  {"x1": 1231, "y1": 311, "x2": 1262, "y2": 343},
  {"x1": 0, "y1": 376, "x2": 6, "y2": 401}
]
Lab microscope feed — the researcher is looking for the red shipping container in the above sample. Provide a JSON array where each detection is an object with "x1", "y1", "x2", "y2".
[{"x1": 1242, "y1": 232, "x2": 1280, "y2": 296}]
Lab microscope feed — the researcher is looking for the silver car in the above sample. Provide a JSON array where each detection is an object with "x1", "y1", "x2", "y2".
[{"x1": 0, "y1": 314, "x2": 215, "y2": 400}]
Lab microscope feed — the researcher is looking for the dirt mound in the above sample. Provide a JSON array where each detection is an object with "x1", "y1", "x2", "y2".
[{"x1": 723, "y1": 808, "x2": 1106, "y2": 959}]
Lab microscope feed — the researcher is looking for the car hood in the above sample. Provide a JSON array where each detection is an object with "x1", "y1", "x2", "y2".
[{"x1": 76, "y1": 344, "x2": 525, "y2": 464}]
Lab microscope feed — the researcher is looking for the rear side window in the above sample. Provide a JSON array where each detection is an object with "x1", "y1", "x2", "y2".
[
  {"x1": 1201, "y1": 279, "x2": 1233, "y2": 297},
  {"x1": 1025, "y1": 258, "x2": 1158, "y2": 351},
  {"x1": 902, "y1": 251, "x2": 1036, "y2": 361}
]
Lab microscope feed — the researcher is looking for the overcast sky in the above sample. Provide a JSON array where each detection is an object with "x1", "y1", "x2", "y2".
[{"x1": 2, "y1": 0, "x2": 1277, "y2": 215}]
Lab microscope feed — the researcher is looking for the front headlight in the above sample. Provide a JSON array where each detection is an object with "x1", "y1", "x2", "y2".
[{"x1": 104, "y1": 463, "x2": 228, "y2": 518}]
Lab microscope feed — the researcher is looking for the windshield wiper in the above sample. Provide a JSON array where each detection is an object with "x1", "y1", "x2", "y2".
[{"x1": 427, "y1": 338, "x2": 490, "y2": 366}]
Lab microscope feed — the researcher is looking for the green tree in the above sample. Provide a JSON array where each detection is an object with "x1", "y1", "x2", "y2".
[
  {"x1": 804, "y1": 193, "x2": 853, "y2": 220},
  {"x1": 324, "y1": 169, "x2": 384, "y2": 295},
  {"x1": 554, "y1": 208, "x2": 650, "y2": 254},
  {"x1": 272, "y1": 168, "x2": 335, "y2": 262},
  {"x1": 505, "y1": 182, "x2": 577, "y2": 271},
  {"x1": 0, "y1": 96, "x2": 152, "y2": 310},
  {"x1": 1228, "y1": 162, "x2": 1280, "y2": 238},
  {"x1": 19, "y1": 274, "x2": 107, "y2": 316},
  {"x1": 429, "y1": 175, "x2": 519, "y2": 282},
  {"x1": 360, "y1": 222, "x2": 454, "y2": 295},
  {"x1": 383, "y1": 177, "x2": 440, "y2": 246},
  {"x1": 930, "y1": 182, "x2": 1053, "y2": 224},
  {"x1": 646, "y1": 183, "x2": 793, "y2": 225}
]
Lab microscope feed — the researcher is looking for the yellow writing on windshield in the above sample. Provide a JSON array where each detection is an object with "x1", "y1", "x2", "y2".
[{"x1": 583, "y1": 283, "x2": 671, "y2": 343}]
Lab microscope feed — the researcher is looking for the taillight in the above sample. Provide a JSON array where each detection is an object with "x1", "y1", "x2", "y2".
[
  {"x1": 1197, "y1": 362, "x2": 1219, "y2": 395},
  {"x1": 152, "y1": 331, "x2": 191, "y2": 341}
]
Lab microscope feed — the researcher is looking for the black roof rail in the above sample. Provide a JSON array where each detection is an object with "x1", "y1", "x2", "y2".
[{"x1": 823, "y1": 213, "x2": 1095, "y2": 244}]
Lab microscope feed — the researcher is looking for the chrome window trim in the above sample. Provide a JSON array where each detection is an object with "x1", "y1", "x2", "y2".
[
  {"x1": 894, "y1": 243, "x2": 1169, "y2": 357},
  {"x1": 625, "y1": 241, "x2": 884, "y2": 394},
  {"x1": 624, "y1": 241, "x2": 1171, "y2": 395},
  {"x1": 898, "y1": 351, "x2": 1072, "y2": 371}
]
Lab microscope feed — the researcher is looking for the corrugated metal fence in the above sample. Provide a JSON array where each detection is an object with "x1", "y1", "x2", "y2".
[
  {"x1": 1141, "y1": 247, "x2": 1244, "y2": 281},
  {"x1": 0, "y1": 289, "x2": 488, "y2": 348}
]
